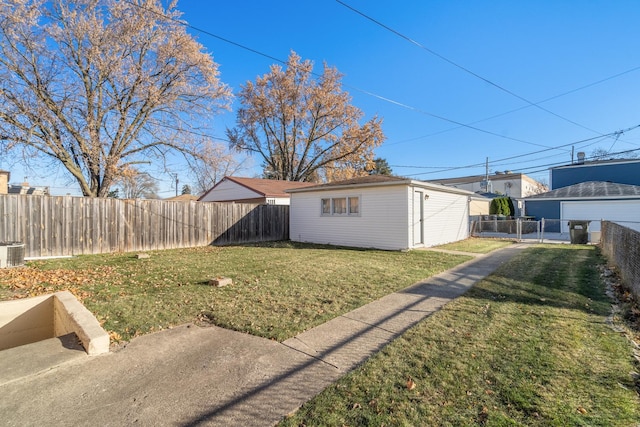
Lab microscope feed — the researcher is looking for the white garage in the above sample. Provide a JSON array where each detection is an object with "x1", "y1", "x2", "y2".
[
  {"x1": 287, "y1": 175, "x2": 474, "y2": 251},
  {"x1": 561, "y1": 200, "x2": 640, "y2": 232},
  {"x1": 524, "y1": 181, "x2": 640, "y2": 233}
]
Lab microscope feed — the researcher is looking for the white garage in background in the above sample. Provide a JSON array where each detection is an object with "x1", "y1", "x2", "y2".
[
  {"x1": 524, "y1": 181, "x2": 640, "y2": 233},
  {"x1": 287, "y1": 175, "x2": 474, "y2": 251},
  {"x1": 561, "y1": 200, "x2": 640, "y2": 232}
]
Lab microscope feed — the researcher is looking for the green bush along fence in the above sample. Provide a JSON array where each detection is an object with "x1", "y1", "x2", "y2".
[{"x1": 0, "y1": 194, "x2": 289, "y2": 258}]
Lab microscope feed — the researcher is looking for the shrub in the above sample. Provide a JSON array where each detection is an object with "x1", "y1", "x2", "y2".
[{"x1": 489, "y1": 197, "x2": 514, "y2": 216}]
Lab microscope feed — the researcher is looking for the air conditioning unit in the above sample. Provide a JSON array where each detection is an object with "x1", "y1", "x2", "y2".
[{"x1": 0, "y1": 242, "x2": 25, "y2": 268}]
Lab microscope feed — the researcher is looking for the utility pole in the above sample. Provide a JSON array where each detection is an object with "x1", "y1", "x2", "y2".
[
  {"x1": 172, "y1": 173, "x2": 179, "y2": 197},
  {"x1": 485, "y1": 157, "x2": 489, "y2": 185},
  {"x1": 484, "y1": 157, "x2": 491, "y2": 193}
]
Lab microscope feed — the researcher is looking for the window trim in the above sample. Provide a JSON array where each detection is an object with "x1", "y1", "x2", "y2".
[
  {"x1": 321, "y1": 195, "x2": 360, "y2": 217},
  {"x1": 348, "y1": 196, "x2": 359, "y2": 215},
  {"x1": 332, "y1": 197, "x2": 347, "y2": 215},
  {"x1": 321, "y1": 198, "x2": 331, "y2": 215}
]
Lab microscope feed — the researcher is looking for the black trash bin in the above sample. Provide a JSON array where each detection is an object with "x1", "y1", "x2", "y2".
[{"x1": 568, "y1": 220, "x2": 590, "y2": 244}]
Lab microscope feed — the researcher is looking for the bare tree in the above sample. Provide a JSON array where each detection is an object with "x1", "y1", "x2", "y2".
[
  {"x1": 0, "y1": 0, "x2": 231, "y2": 197},
  {"x1": 227, "y1": 51, "x2": 385, "y2": 182},
  {"x1": 590, "y1": 147, "x2": 638, "y2": 161},
  {"x1": 114, "y1": 167, "x2": 158, "y2": 199},
  {"x1": 187, "y1": 139, "x2": 249, "y2": 195}
]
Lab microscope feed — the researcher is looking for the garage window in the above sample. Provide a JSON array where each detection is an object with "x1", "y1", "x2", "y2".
[
  {"x1": 348, "y1": 197, "x2": 359, "y2": 214},
  {"x1": 321, "y1": 196, "x2": 360, "y2": 216}
]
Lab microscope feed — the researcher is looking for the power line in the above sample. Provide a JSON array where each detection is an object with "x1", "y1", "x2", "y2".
[
  {"x1": 384, "y1": 64, "x2": 640, "y2": 147},
  {"x1": 124, "y1": 1, "x2": 639, "y2": 170},
  {"x1": 392, "y1": 125, "x2": 640, "y2": 176},
  {"x1": 121, "y1": 0, "x2": 554, "y2": 150},
  {"x1": 336, "y1": 0, "x2": 609, "y2": 138},
  {"x1": 510, "y1": 147, "x2": 640, "y2": 176},
  {"x1": 403, "y1": 146, "x2": 640, "y2": 178}
]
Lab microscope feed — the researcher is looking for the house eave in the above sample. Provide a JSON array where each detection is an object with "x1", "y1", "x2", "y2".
[
  {"x1": 525, "y1": 195, "x2": 640, "y2": 201},
  {"x1": 287, "y1": 179, "x2": 476, "y2": 196}
]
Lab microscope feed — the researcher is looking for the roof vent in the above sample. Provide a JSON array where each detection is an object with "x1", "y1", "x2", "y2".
[{"x1": 576, "y1": 152, "x2": 585, "y2": 164}]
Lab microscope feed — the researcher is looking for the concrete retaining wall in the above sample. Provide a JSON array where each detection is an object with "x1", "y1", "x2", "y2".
[{"x1": 0, "y1": 291, "x2": 109, "y2": 355}]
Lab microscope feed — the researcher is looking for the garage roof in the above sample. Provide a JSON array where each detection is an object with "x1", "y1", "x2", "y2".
[
  {"x1": 286, "y1": 175, "x2": 475, "y2": 196},
  {"x1": 526, "y1": 181, "x2": 640, "y2": 199}
]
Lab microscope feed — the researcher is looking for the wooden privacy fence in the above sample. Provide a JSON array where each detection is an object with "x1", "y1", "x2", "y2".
[{"x1": 0, "y1": 194, "x2": 289, "y2": 258}]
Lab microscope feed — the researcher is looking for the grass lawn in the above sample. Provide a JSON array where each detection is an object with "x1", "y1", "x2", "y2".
[
  {"x1": 280, "y1": 244, "x2": 640, "y2": 426},
  {"x1": 435, "y1": 237, "x2": 515, "y2": 254},
  {"x1": 0, "y1": 241, "x2": 471, "y2": 342}
]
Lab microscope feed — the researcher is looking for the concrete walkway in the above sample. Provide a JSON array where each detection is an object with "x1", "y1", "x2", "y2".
[{"x1": 0, "y1": 244, "x2": 528, "y2": 426}]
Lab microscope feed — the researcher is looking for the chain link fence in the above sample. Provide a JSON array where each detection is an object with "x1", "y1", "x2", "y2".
[
  {"x1": 470, "y1": 216, "x2": 602, "y2": 243},
  {"x1": 601, "y1": 221, "x2": 640, "y2": 299}
]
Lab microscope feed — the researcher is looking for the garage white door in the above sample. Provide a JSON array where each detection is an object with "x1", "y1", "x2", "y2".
[{"x1": 561, "y1": 200, "x2": 640, "y2": 232}]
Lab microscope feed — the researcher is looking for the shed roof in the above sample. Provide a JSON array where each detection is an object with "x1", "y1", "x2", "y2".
[
  {"x1": 287, "y1": 175, "x2": 475, "y2": 196},
  {"x1": 165, "y1": 194, "x2": 199, "y2": 201},
  {"x1": 198, "y1": 176, "x2": 317, "y2": 201},
  {"x1": 298, "y1": 175, "x2": 406, "y2": 189},
  {"x1": 525, "y1": 181, "x2": 640, "y2": 200},
  {"x1": 429, "y1": 172, "x2": 540, "y2": 186}
]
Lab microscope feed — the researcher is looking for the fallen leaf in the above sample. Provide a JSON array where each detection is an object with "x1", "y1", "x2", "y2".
[{"x1": 406, "y1": 377, "x2": 416, "y2": 390}]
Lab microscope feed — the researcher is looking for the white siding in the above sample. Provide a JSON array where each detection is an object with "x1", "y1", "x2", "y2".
[
  {"x1": 561, "y1": 200, "x2": 640, "y2": 232},
  {"x1": 291, "y1": 183, "x2": 471, "y2": 250},
  {"x1": 266, "y1": 197, "x2": 291, "y2": 205},
  {"x1": 200, "y1": 180, "x2": 260, "y2": 202},
  {"x1": 290, "y1": 186, "x2": 411, "y2": 250},
  {"x1": 422, "y1": 189, "x2": 469, "y2": 246}
]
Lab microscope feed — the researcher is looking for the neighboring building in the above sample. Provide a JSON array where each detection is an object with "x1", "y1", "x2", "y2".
[
  {"x1": 469, "y1": 194, "x2": 491, "y2": 216},
  {"x1": 430, "y1": 172, "x2": 547, "y2": 198},
  {"x1": 8, "y1": 181, "x2": 49, "y2": 196},
  {"x1": 550, "y1": 157, "x2": 640, "y2": 189},
  {"x1": 287, "y1": 175, "x2": 474, "y2": 251},
  {"x1": 524, "y1": 181, "x2": 640, "y2": 233},
  {"x1": 0, "y1": 171, "x2": 9, "y2": 194},
  {"x1": 165, "y1": 194, "x2": 199, "y2": 202},
  {"x1": 198, "y1": 176, "x2": 317, "y2": 205}
]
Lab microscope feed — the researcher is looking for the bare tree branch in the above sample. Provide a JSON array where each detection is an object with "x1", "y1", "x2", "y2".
[
  {"x1": 228, "y1": 51, "x2": 385, "y2": 182},
  {"x1": 0, "y1": 0, "x2": 231, "y2": 197}
]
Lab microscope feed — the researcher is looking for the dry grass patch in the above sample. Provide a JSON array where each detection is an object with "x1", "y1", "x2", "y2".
[{"x1": 435, "y1": 237, "x2": 515, "y2": 254}]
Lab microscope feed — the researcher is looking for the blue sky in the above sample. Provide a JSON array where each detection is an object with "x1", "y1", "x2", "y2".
[{"x1": 7, "y1": 1, "x2": 640, "y2": 196}]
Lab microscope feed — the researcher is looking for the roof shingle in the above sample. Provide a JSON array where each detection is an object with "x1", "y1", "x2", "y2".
[{"x1": 526, "y1": 181, "x2": 640, "y2": 199}]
